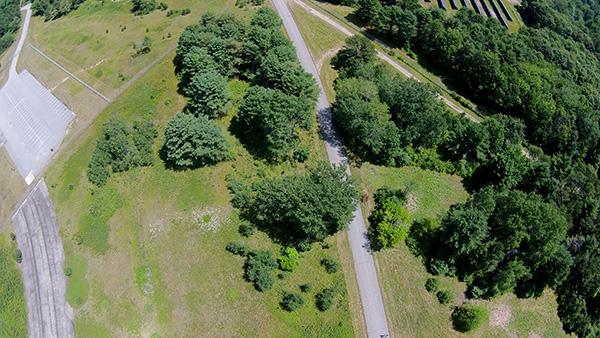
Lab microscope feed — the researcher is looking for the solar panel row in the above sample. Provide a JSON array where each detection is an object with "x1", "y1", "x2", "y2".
[{"x1": 441, "y1": 0, "x2": 511, "y2": 28}]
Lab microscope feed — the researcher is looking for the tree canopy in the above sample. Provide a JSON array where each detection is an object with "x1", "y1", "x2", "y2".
[{"x1": 232, "y1": 163, "x2": 358, "y2": 249}]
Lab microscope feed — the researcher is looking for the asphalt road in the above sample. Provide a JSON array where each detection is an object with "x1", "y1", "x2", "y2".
[
  {"x1": 272, "y1": 1, "x2": 390, "y2": 337},
  {"x1": 12, "y1": 180, "x2": 74, "y2": 338}
]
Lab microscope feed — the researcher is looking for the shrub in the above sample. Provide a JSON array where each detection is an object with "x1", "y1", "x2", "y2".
[
  {"x1": 131, "y1": 0, "x2": 156, "y2": 15},
  {"x1": 425, "y1": 277, "x2": 440, "y2": 293},
  {"x1": 316, "y1": 287, "x2": 337, "y2": 311},
  {"x1": 299, "y1": 283, "x2": 312, "y2": 293},
  {"x1": 451, "y1": 305, "x2": 489, "y2": 332},
  {"x1": 278, "y1": 247, "x2": 300, "y2": 272},
  {"x1": 226, "y1": 242, "x2": 249, "y2": 256},
  {"x1": 64, "y1": 267, "x2": 73, "y2": 277},
  {"x1": 436, "y1": 290, "x2": 454, "y2": 304},
  {"x1": 244, "y1": 250, "x2": 278, "y2": 292},
  {"x1": 238, "y1": 222, "x2": 256, "y2": 237},
  {"x1": 13, "y1": 249, "x2": 22, "y2": 263},
  {"x1": 281, "y1": 292, "x2": 304, "y2": 312},
  {"x1": 321, "y1": 258, "x2": 339, "y2": 274},
  {"x1": 183, "y1": 71, "x2": 231, "y2": 118},
  {"x1": 369, "y1": 187, "x2": 411, "y2": 250}
]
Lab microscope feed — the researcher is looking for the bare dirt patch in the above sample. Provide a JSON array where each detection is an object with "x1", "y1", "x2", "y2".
[{"x1": 490, "y1": 303, "x2": 512, "y2": 329}]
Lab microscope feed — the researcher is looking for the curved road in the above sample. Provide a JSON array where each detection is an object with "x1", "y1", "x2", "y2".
[{"x1": 272, "y1": 1, "x2": 390, "y2": 337}]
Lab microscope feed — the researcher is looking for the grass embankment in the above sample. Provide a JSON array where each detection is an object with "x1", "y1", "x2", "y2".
[
  {"x1": 291, "y1": 3, "x2": 568, "y2": 336},
  {"x1": 45, "y1": 41, "x2": 356, "y2": 336},
  {"x1": 0, "y1": 234, "x2": 27, "y2": 337}
]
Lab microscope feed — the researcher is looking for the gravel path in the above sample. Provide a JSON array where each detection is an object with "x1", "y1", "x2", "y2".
[
  {"x1": 12, "y1": 179, "x2": 73, "y2": 338},
  {"x1": 272, "y1": 1, "x2": 390, "y2": 337}
]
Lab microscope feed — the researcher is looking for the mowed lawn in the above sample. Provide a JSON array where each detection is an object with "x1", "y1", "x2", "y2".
[
  {"x1": 45, "y1": 41, "x2": 358, "y2": 337},
  {"x1": 353, "y1": 164, "x2": 569, "y2": 338}
]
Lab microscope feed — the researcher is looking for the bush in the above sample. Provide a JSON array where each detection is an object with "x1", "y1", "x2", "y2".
[
  {"x1": 64, "y1": 267, "x2": 73, "y2": 277},
  {"x1": 320, "y1": 258, "x2": 339, "y2": 274},
  {"x1": 244, "y1": 250, "x2": 278, "y2": 292},
  {"x1": 281, "y1": 292, "x2": 304, "y2": 312},
  {"x1": 278, "y1": 247, "x2": 300, "y2": 272},
  {"x1": 238, "y1": 222, "x2": 256, "y2": 237},
  {"x1": 369, "y1": 188, "x2": 412, "y2": 250},
  {"x1": 13, "y1": 249, "x2": 22, "y2": 264},
  {"x1": 425, "y1": 277, "x2": 440, "y2": 293},
  {"x1": 299, "y1": 283, "x2": 312, "y2": 293},
  {"x1": 436, "y1": 289, "x2": 454, "y2": 304},
  {"x1": 131, "y1": 0, "x2": 156, "y2": 15},
  {"x1": 315, "y1": 287, "x2": 337, "y2": 311},
  {"x1": 226, "y1": 242, "x2": 248, "y2": 256},
  {"x1": 451, "y1": 305, "x2": 489, "y2": 332}
]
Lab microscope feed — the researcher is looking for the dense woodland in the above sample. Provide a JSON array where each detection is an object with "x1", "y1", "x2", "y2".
[
  {"x1": 330, "y1": 0, "x2": 600, "y2": 335},
  {"x1": 0, "y1": 0, "x2": 20, "y2": 55}
]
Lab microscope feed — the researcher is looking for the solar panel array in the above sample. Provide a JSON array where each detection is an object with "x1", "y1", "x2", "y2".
[{"x1": 439, "y1": 0, "x2": 513, "y2": 28}]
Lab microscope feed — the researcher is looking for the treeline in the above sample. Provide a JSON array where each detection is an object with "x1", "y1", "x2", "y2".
[
  {"x1": 352, "y1": 0, "x2": 600, "y2": 170},
  {"x1": 520, "y1": 0, "x2": 600, "y2": 57},
  {"x1": 0, "y1": 0, "x2": 20, "y2": 54},
  {"x1": 174, "y1": 8, "x2": 317, "y2": 163},
  {"x1": 333, "y1": 32, "x2": 600, "y2": 336},
  {"x1": 31, "y1": 0, "x2": 85, "y2": 20}
]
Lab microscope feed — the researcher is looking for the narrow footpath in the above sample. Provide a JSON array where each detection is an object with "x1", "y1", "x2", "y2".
[{"x1": 272, "y1": 1, "x2": 391, "y2": 337}]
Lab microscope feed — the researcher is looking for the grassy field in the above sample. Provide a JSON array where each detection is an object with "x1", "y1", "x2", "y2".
[
  {"x1": 0, "y1": 234, "x2": 27, "y2": 337},
  {"x1": 353, "y1": 164, "x2": 569, "y2": 337},
  {"x1": 44, "y1": 28, "x2": 360, "y2": 336}
]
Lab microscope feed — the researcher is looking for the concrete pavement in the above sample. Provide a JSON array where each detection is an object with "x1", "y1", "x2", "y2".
[
  {"x1": 12, "y1": 179, "x2": 74, "y2": 338},
  {"x1": 272, "y1": 1, "x2": 390, "y2": 337}
]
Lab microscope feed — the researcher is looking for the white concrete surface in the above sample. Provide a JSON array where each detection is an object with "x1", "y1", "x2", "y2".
[
  {"x1": 0, "y1": 4, "x2": 75, "y2": 182},
  {"x1": 272, "y1": 1, "x2": 391, "y2": 337}
]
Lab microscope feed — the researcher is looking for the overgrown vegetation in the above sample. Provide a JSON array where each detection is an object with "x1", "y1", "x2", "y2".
[
  {"x1": 31, "y1": 0, "x2": 85, "y2": 20},
  {"x1": 0, "y1": 235, "x2": 26, "y2": 337},
  {"x1": 0, "y1": 0, "x2": 20, "y2": 54},
  {"x1": 368, "y1": 188, "x2": 411, "y2": 250},
  {"x1": 87, "y1": 119, "x2": 157, "y2": 186}
]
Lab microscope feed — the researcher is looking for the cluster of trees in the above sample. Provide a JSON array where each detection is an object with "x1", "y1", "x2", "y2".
[
  {"x1": 353, "y1": 1, "x2": 600, "y2": 169},
  {"x1": 174, "y1": 9, "x2": 318, "y2": 163},
  {"x1": 0, "y1": 0, "x2": 19, "y2": 54},
  {"x1": 31, "y1": 0, "x2": 85, "y2": 20},
  {"x1": 87, "y1": 119, "x2": 157, "y2": 186},
  {"x1": 332, "y1": 1, "x2": 600, "y2": 334},
  {"x1": 230, "y1": 163, "x2": 357, "y2": 250}
]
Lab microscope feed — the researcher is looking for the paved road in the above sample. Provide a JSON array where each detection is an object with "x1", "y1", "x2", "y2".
[
  {"x1": 10, "y1": 4, "x2": 31, "y2": 78},
  {"x1": 291, "y1": 0, "x2": 481, "y2": 123},
  {"x1": 272, "y1": 1, "x2": 390, "y2": 337},
  {"x1": 12, "y1": 179, "x2": 74, "y2": 338}
]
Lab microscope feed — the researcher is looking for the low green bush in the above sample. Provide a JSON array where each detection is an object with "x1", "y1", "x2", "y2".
[
  {"x1": 281, "y1": 292, "x2": 304, "y2": 312},
  {"x1": 316, "y1": 287, "x2": 337, "y2": 311},
  {"x1": 451, "y1": 305, "x2": 489, "y2": 332},
  {"x1": 436, "y1": 289, "x2": 454, "y2": 304},
  {"x1": 425, "y1": 277, "x2": 440, "y2": 293},
  {"x1": 320, "y1": 258, "x2": 339, "y2": 274}
]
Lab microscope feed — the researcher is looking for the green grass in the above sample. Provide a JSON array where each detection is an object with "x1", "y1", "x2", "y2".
[
  {"x1": 0, "y1": 234, "x2": 26, "y2": 338},
  {"x1": 353, "y1": 163, "x2": 568, "y2": 337},
  {"x1": 289, "y1": 2, "x2": 347, "y2": 58},
  {"x1": 45, "y1": 38, "x2": 354, "y2": 337}
]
